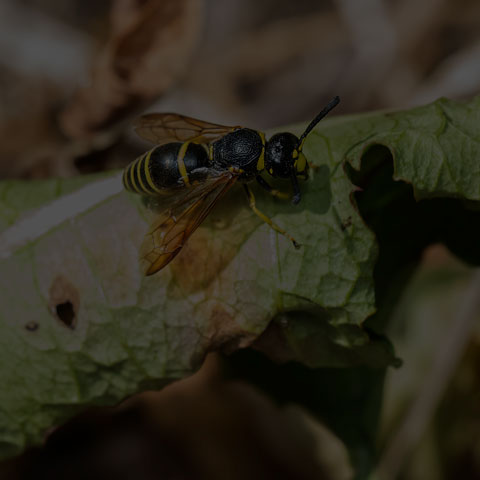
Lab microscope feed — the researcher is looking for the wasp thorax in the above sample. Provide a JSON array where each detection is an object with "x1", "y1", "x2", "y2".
[
  {"x1": 212, "y1": 128, "x2": 263, "y2": 171},
  {"x1": 265, "y1": 132, "x2": 299, "y2": 178}
]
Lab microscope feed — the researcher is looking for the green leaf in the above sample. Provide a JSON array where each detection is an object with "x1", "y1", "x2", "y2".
[{"x1": 1, "y1": 96, "x2": 479, "y2": 459}]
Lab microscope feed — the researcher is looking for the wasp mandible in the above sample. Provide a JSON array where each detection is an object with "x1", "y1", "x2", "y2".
[{"x1": 123, "y1": 96, "x2": 340, "y2": 275}]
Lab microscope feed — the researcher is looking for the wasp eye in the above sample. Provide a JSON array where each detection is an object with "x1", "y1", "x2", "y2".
[{"x1": 265, "y1": 132, "x2": 299, "y2": 178}]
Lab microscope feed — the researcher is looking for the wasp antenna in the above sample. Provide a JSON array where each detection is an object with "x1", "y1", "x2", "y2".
[{"x1": 298, "y1": 96, "x2": 340, "y2": 150}]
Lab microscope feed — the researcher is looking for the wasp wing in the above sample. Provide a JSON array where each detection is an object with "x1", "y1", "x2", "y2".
[
  {"x1": 140, "y1": 173, "x2": 238, "y2": 275},
  {"x1": 134, "y1": 113, "x2": 241, "y2": 146}
]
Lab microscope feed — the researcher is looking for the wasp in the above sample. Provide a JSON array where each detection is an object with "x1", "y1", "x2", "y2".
[{"x1": 123, "y1": 96, "x2": 340, "y2": 275}]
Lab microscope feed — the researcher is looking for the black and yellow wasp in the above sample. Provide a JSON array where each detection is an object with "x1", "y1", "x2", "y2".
[{"x1": 123, "y1": 96, "x2": 340, "y2": 275}]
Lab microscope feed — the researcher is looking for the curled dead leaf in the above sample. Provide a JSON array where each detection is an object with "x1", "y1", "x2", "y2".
[{"x1": 59, "y1": 0, "x2": 203, "y2": 138}]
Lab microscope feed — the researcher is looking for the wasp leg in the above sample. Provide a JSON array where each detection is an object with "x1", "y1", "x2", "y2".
[
  {"x1": 289, "y1": 170, "x2": 301, "y2": 205},
  {"x1": 244, "y1": 184, "x2": 300, "y2": 249},
  {"x1": 256, "y1": 176, "x2": 290, "y2": 200}
]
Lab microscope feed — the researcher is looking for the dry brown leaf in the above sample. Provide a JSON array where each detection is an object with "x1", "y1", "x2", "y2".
[
  {"x1": 0, "y1": 68, "x2": 69, "y2": 177},
  {"x1": 183, "y1": 11, "x2": 346, "y2": 128},
  {"x1": 59, "y1": 0, "x2": 203, "y2": 139}
]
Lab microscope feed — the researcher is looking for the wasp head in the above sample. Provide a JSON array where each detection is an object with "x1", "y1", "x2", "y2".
[
  {"x1": 264, "y1": 96, "x2": 340, "y2": 205},
  {"x1": 265, "y1": 132, "x2": 308, "y2": 204},
  {"x1": 265, "y1": 133, "x2": 302, "y2": 176},
  {"x1": 268, "y1": 96, "x2": 340, "y2": 204}
]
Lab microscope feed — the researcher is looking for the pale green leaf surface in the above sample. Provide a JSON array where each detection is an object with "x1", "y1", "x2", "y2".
[{"x1": 0, "y1": 96, "x2": 479, "y2": 458}]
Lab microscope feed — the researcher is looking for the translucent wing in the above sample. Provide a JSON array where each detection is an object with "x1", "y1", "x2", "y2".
[
  {"x1": 134, "y1": 113, "x2": 241, "y2": 146},
  {"x1": 140, "y1": 173, "x2": 238, "y2": 275}
]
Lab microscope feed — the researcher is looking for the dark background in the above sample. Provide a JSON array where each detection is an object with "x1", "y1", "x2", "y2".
[{"x1": 1, "y1": 1, "x2": 479, "y2": 479}]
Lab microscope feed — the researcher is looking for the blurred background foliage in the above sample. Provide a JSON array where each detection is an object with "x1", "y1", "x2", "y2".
[{"x1": 0, "y1": 0, "x2": 479, "y2": 478}]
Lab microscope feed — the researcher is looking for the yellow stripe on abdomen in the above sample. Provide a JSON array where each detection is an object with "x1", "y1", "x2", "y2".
[
  {"x1": 129, "y1": 157, "x2": 143, "y2": 193},
  {"x1": 135, "y1": 153, "x2": 151, "y2": 194},
  {"x1": 256, "y1": 131, "x2": 266, "y2": 171},
  {"x1": 122, "y1": 165, "x2": 131, "y2": 190},
  {"x1": 123, "y1": 159, "x2": 139, "y2": 193},
  {"x1": 143, "y1": 148, "x2": 165, "y2": 195},
  {"x1": 177, "y1": 142, "x2": 191, "y2": 187}
]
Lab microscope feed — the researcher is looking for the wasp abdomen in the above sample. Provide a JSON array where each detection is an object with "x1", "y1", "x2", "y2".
[
  {"x1": 212, "y1": 128, "x2": 263, "y2": 173},
  {"x1": 123, "y1": 142, "x2": 210, "y2": 195}
]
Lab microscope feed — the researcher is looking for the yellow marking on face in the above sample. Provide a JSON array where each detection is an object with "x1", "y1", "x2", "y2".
[
  {"x1": 144, "y1": 149, "x2": 164, "y2": 194},
  {"x1": 296, "y1": 152, "x2": 307, "y2": 173},
  {"x1": 257, "y1": 131, "x2": 266, "y2": 171},
  {"x1": 177, "y1": 142, "x2": 191, "y2": 187},
  {"x1": 299, "y1": 136, "x2": 308, "y2": 152}
]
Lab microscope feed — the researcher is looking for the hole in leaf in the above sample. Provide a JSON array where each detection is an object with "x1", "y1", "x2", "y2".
[
  {"x1": 25, "y1": 321, "x2": 39, "y2": 332},
  {"x1": 56, "y1": 301, "x2": 76, "y2": 329},
  {"x1": 49, "y1": 276, "x2": 80, "y2": 330}
]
